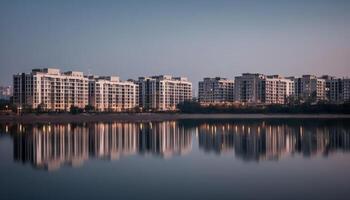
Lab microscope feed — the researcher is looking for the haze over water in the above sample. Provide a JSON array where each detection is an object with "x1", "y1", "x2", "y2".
[{"x1": 1, "y1": 119, "x2": 350, "y2": 200}]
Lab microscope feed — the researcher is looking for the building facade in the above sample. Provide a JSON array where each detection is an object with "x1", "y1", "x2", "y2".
[
  {"x1": 88, "y1": 76, "x2": 139, "y2": 112},
  {"x1": 321, "y1": 75, "x2": 343, "y2": 103},
  {"x1": 234, "y1": 73, "x2": 265, "y2": 103},
  {"x1": 198, "y1": 77, "x2": 234, "y2": 104},
  {"x1": 138, "y1": 75, "x2": 192, "y2": 111},
  {"x1": 294, "y1": 75, "x2": 326, "y2": 102},
  {"x1": 262, "y1": 75, "x2": 294, "y2": 104},
  {"x1": 13, "y1": 68, "x2": 88, "y2": 111},
  {"x1": 343, "y1": 78, "x2": 350, "y2": 103},
  {"x1": 234, "y1": 74, "x2": 295, "y2": 104}
]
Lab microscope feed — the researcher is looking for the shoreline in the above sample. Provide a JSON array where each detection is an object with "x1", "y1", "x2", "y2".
[{"x1": 1, "y1": 113, "x2": 350, "y2": 124}]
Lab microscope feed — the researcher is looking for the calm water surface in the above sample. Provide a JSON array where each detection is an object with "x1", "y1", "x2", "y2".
[{"x1": 1, "y1": 119, "x2": 350, "y2": 200}]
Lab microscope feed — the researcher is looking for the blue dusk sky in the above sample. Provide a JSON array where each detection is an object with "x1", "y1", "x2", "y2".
[{"x1": 0, "y1": 0, "x2": 350, "y2": 92}]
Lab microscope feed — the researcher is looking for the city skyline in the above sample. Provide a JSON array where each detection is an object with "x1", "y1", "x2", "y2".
[
  {"x1": 10, "y1": 67, "x2": 350, "y2": 111},
  {"x1": 1, "y1": 0, "x2": 350, "y2": 92},
  {"x1": 8, "y1": 67, "x2": 350, "y2": 96}
]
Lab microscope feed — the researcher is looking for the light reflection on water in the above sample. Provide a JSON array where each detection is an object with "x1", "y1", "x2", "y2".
[
  {"x1": 1, "y1": 119, "x2": 350, "y2": 200},
  {"x1": 1, "y1": 119, "x2": 349, "y2": 171}
]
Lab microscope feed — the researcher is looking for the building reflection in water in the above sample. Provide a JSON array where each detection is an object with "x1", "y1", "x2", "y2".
[
  {"x1": 198, "y1": 122, "x2": 350, "y2": 161},
  {"x1": 1, "y1": 120, "x2": 350, "y2": 170},
  {"x1": 13, "y1": 124, "x2": 89, "y2": 171},
  {"x1": 9, "y1": 121, "x2": 192, "y2": 171}
]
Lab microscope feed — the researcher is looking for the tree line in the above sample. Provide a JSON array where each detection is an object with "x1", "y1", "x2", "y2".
[
  {"x1": 176, "y1": 101, "x2": 350, "y2": 114},
  {"x1": 1, "y1": 99, "x2": 350, "y2": 114}
]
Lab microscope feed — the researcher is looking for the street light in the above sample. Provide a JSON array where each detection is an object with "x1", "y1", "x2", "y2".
[{"x1": 18, "y1": 106, "x2": 22, "y2": 115}]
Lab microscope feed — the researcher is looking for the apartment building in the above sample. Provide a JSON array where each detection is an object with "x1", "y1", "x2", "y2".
[
  {"x1": 343, "y1": 78, "x2": 350, "y2": 103},
  {"x1": 262, "y1": 75, "x2": 294, "y2": 104},
  {"x1": 320, "y1": 75, "x2": 350, "y2": 104},
  {"x1": 294, "y1": 75, "x2": 326, "y2": 102},
  {"x1": 234, "y1": 73, "x2": 265, "y2": 103},
  {"x1": 321, "y1": 75, "x2": 343, "y2": 103},
  {"x1": 198, "y1": 77, "x2": 234, "y2": 104},
  {"x1": 88, "y1": 76, "x2": 138, "y2": 112},
  {"x1": 138, "y1": 75, "x2": 192, "y2": 111},
  {"x1": 13, "y1": 68, "x2": 88, "y2": 111}
]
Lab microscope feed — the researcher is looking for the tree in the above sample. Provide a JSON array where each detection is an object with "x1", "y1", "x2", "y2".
[
  {"x1": 35, "y1": 103, "x2": 46, "y2": 113},
  {"x1": 131, "y1": 106, "x2": 142, "y2": 113},
  {"x1": 84, "y1": 105, "x2": 95, "y2": 112},
  {"x1": 177, "y1": 101, "x2": 202, "y2": 113},
  {"x1": 70, "y1": 105, "x2": 84, "y2": 114},
  {"x1": 308, "y1": 91, "x2": 318, "y2": 104}
]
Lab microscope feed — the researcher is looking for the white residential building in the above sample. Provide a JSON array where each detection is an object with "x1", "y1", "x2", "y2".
[
  {"x1": 198, "y1": 77, "x2": 234, "y2": 104},
  {"x1": 13, "y1": 68, "x2": 88, "y2": 111},
  {"x1": 138, "y1": 75, "x2": 192, "y2": 111},
  {"x1": 88, "y1": 76, "x2": 139, "y2": 112},
  {"x1": 263, "y1": 75, "x2": 294, "y2": 104},
  {"x1": 294, "y1": 75, "x2": 326, "y2": 102}
]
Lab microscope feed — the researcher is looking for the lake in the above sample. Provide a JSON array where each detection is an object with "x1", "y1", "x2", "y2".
[{"x1": 1, "y1": 119, "x2": 350, "y2": 200}]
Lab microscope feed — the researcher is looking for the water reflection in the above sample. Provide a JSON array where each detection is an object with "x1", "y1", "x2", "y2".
[
  {"x1": 6, "y1": 122, "x2": 193, "y2": 170},
  {"x1": 1, "y1": 120, "x2": 350, "y2": 170},
  {"x1": 198, "y1": 122, "x2": 350, "y2": 161}
]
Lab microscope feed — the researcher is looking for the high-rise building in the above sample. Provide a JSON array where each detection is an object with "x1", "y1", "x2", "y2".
[
  {"x1": 320, "y1": 76, "x2": 350, "y2": 104},
  {"x1": 234, "y1": 73, "x2": 295, "y2": 104},
  {"x1": 138, "y1": 75, "x2": 192, "y2": 111},
  {"x1": 321, "y1": 75, "x2": 343, "y2": 103},
  {"x1": 294, "y1": 75, "x2": 326, "y2": 102},
  {"x1": 198, "y1": 77, "x2": 234, "y2": 104},
  {"x1": 262, "y1": 75, "x2": 295, "y2": 104},
  {"x1": 13, "y1": 68, "x2": 88, "y2": 111},
  {"x1": 88, "y1": 76, "x2": 139, "y2": 112},
  {"x1": 234, "y1": 73, "x2": 265, "y2": 103},
  {"x1": 343, "y1": 78, "x2": 350, "y2": 103}
]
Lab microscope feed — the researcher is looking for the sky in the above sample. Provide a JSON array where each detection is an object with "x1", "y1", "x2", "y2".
[{"x1": 0, "y1": 0, "x2": 350, "y2": 92}]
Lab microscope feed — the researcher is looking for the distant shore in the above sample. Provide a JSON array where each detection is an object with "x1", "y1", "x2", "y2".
[{"x1": 1, "y1": 113, "x2": 350, "y2": 124}]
